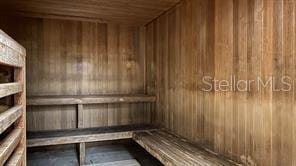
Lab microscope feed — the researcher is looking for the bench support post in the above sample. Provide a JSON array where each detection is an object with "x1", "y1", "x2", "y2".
[{"x1": 79, "y1": 142, "x2": 85, "y2": 166}]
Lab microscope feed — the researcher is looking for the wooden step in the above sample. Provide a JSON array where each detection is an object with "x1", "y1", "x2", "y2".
[
  {"x1": 0, "y1": 83, "x2": 22, "y2": 98},
  {"x1": 133, "y1": 130, "x2": 239, "y2": 166},
  {"x1": 0, "y1": 105, "x2": 23, "y2": 134},
  {"x1": 0, "y1": 128, "x2": 22, "y2": 165},
  {"x1": 27, "y1": 125, "x2": 158, "y2": 147},
  {"x1": 27, "y1": 94, "x2": 156, "y2": 106}
]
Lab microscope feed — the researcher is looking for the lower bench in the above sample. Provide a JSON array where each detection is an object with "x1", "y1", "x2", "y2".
[
  {"x1": 27, "y1": 125, "x2": 239, "y2": 166},
  {"x1": 133, "y1": 130, "x2": 239, "y2": 166}
]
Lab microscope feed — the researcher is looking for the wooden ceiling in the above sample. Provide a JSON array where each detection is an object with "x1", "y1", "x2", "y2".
[{"x1": 0, "y1": 0, "x2": 180, "y2": 25}]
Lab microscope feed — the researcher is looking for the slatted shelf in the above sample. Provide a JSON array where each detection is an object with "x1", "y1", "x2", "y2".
[
  {"x1": 133, "y1": 130, "x2": 239, "y2": 166},
  {"x1": 0, "y1": 105, "x2": 23, "y2": 134},
  {"x1": 0, "y1": 30, "x2": 25, "y2": 68},
  {"x1": 27, "y1": 94, "x2": 156, "y2": 106},
  {"x1": 0, "y1": 128, "x2": 22, "y2": 165},
  {"x1": 6, "y1": 144, "x2": 25, "y2": 166},
  {"x1": 0, "y1": 82, "x2": 22, "y2": 98},
  {"x1": 0, "y1": 29, "x2": 26, "y2": 165},
  {"x1": 27, "y1": 125, "x2": 158, "y2": 148}
]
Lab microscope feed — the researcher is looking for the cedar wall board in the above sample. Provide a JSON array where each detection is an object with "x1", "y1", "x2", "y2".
[
  {"x1": 0, "y1": 16, "x2": 155, "y2": 131},
  {"x1": 147, "y1": 0, "x2": 296, "y2": 165}
]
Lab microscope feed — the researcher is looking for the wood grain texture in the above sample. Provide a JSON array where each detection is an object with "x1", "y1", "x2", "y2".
[
  {"x1": 0, "y1": 105, "x2": 23, "y2": 134},
  {"x1": 147, "y1": 0, "x2": 214, "y2": 144},
  {"x1": 0, "y1": 29, "x2": 26, "y2": 166},
  {"x1": 133, "y1": 130, "x2": 238, "y2": 166},
  {"x1": 79, "y1": 142, "x2": 85, "y2": 166},
  {"x1": 28, "y1": 132, "x2": 133, "y2": 148},
  {"x1": 13, "y1": 43, "x2": 26, "y2": 166},
  {"x1": 0, "y1": 129, "x2": 22, "y2": 165},
  {"x1": 27, "y1": 125, "x2": 158, "y2": 147},
  {"x1": 0, "y1": 16, "x2": 154, "y2": 131},
  {"x1": 86, "y1": 159, "x2": 140, "y2": 166},
  {"x1": 0, "y1": 39, "x2": 24, "y2": 68},
  {"x1": 0, "y1": 82, "x2": 22, "y2": 98},
  {"x1": 27, "y1": 95, "x2": 156, "y2": 106},
  {"x1": 0, "y1": 0, "x2": 180, "y2": 25},
  {"x1": 0, "y1": 29, "x2": 25, "y2": 55},
  {"x1": 147, "y1": 0, "x2": 296, "y2": 165},
  {"x1": 0, "y1": 17, "x2": 145, "y2": 96},
  {"x1": 5, "y1": 144, "x2": 25, "y2": 166}
]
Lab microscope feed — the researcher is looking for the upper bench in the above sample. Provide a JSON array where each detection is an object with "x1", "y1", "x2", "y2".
[{"x1": 27, "y1": 94, "x2": 156, "y2": 106}]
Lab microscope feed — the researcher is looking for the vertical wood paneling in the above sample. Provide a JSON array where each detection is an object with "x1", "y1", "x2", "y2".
[
  {"x1": 262, "y1": 0, "x2": 273, "y2": 165},
  {"x1": 148, "y1": 0, "x2": 296, "y2": 165},
  {"x1": 0, "y1": 16, "x2": 152, "y2": 131}
]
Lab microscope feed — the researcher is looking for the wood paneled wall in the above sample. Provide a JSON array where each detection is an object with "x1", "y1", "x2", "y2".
[
  {"x1": 147, "y1": 0, "x2": 296, "y2": 165},
  {"x1": 0, "y1": 17, "x2": 146, "y2": 96},
  {"x1": 0, "y1": 16, "x2": 153, "y2": 131}
]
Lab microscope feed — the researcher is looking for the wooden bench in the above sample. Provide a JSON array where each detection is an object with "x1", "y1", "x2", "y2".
[
  {"x1": 28, "y1": 125, "x2": 239, "y2": 166},
  {"x1": 133, "y1": 130, "x2": 239, "y2": 166},
  {"x1": 27, "y1": 124, "x2": 158, "y2": 165},
  {"x1": 27, "y1": 125, "x2": 158, "y2": 147}
]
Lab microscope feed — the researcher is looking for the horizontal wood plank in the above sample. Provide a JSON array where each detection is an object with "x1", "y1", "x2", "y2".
[
  {"x1": 27, "y1": 125, "x2": 158, "y2": 147},
  {"x1": 0, "y1": 30, "x2": 24, "y2": 67},
  {"x1": 28, "y1": 132, "x2": 133, "y2": 148},
  {"x1": 133, "y1": 130, "x2": 239, "y2": 166},
  {"x1": 0, "y1": 44, "x2": 24, "y2": 68},
  {"x1": 5, "y1": 144, "x2": 25, "y2": 166},
  {"x1": 27, "y1": 95, "x2": 156, "y2": 106},
  {"x1": 0, "y1": 30, "x2": 25, "y2": 55},
  {"x1": 0, "y1": 105, "x2": 23, "y2": 134},
  {"x1": 0, "y1": 128, "x2": 22, "y2": 165},
  {"x1": 86, "y1": 159, "x2": 140, "y2": 166},
  {"x1": 0, "y1": 83, "x2": 22, "y2": 98}
]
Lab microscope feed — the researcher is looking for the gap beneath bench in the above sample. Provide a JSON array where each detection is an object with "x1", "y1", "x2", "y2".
[{"x1": 28, "y1": 140, "x2": 162, "y2": 166}]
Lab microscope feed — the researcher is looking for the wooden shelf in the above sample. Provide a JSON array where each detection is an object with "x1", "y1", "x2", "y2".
[
  {"x1": 27, "y1": 94, "x2": 156, "y2": 106},
  {"x1": 0, "y1": 82, "x2": 22, "y2": 98},
  {"x1": 0, "y1": 29, "x2": 26, "y2": 165},
  {"x1": 0, "y1": 128, "x2": 22, "y2": 165},
  {"x1": 27, "y1": 124, "x2": 158, "y2": 147},
  {"x1": 0, "y1": 30, "x2": 25, "y2": 68},
  {"x1": 0, "y1": 105, "x2": 23, "y2": 134}
]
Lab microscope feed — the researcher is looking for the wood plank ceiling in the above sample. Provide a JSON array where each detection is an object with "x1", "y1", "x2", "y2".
[{"x1": 0, "y1": 0, "x2": 180, "y2": 25}]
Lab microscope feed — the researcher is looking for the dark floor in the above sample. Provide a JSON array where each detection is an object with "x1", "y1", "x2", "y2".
[{"x1": 28, "y1": 140, "x2": 162, "y2": 166}]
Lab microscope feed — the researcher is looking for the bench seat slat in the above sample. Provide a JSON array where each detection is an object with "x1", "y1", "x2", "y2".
[
  {"x1": 27, "y1": 125, "x2": 158, "y2": 147},
  {"x1": 133, "y1": 130, "x2": 239, "y2": 166},
  {"x1": 0, "y1": 83, "x2": 22, "y2": 99},
  {"x1": 6, "y1": 144, "x2": 25, "y2": 166},
  {"x1": 0, "y1": 129, "x2": 22, "y2": 165},
  {"x1": 0, "y1": 105, "x2": 23, "y2": 134}
]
